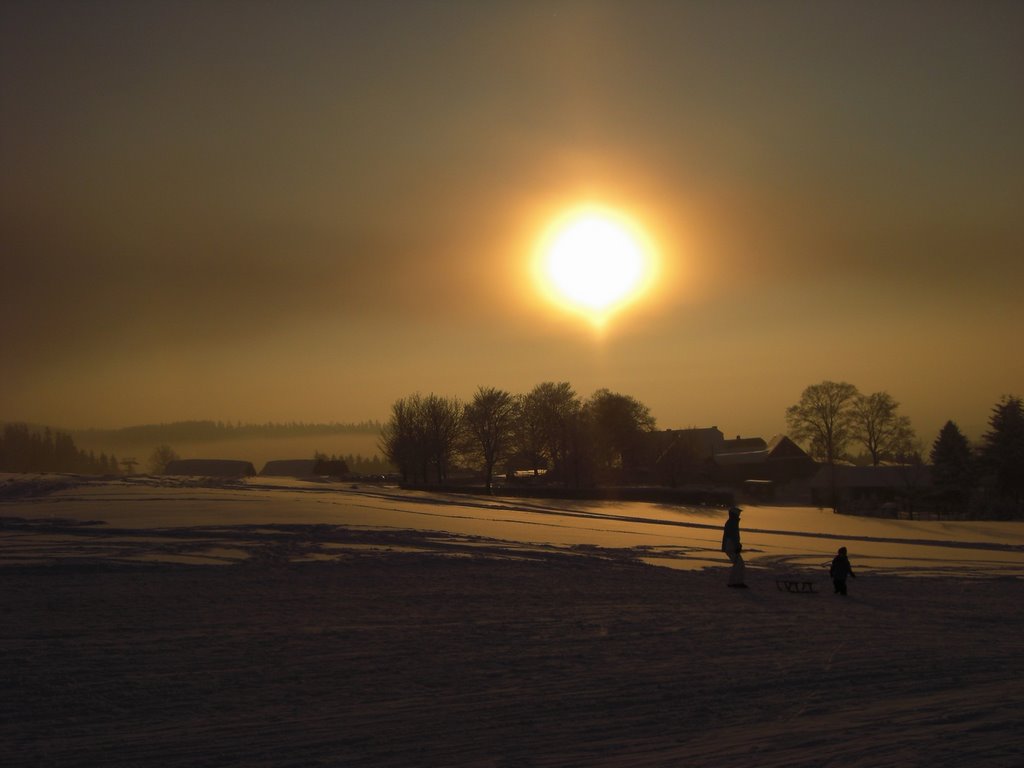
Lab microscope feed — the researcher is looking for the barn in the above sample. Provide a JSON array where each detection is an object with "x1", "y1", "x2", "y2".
[
  {"x1": 163, "y1": 459, "x2": 256, "y2": 477},
  {"x1": 260, "y1": 459, "x2": 319, "y2": 478}
]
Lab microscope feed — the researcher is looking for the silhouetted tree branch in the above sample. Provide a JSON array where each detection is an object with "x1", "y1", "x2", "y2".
[{"x1": 851, "y1": 391, "x2": 916, "y2": 465}]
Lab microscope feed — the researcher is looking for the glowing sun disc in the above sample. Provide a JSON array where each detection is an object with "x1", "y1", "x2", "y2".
[{"x1": 536, "y1": 206, "x2": 656, "y2": 323}]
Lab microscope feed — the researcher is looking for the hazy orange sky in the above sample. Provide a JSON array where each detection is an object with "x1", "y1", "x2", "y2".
[{"x1": 3, "y1": 1, "x2": 1022, "y2": 442}]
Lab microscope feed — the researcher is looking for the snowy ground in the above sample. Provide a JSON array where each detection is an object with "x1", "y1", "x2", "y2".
[
  {"x1": 2, "y1": 475, "x2": 1022, "y2": 766},
  {"x1": 3, "y1": 474, "x2": 1022, "y2": 577}
]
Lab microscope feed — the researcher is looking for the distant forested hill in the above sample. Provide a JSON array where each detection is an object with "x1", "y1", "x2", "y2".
[
  {"x1": 0, "y1": 420, "x2": 387, "y2": 474},
  {"x1": 68, "y1": 420, "x2": 382, "y2": 447}
]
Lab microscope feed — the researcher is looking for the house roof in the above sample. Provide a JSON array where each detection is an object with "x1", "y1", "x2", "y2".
[
  {"x1": 721, "y1": 437, "x2": 767, "y2": 454},
  {"x1": 714, "y1": 436, "x2": 812, "y2": 466},
  {"x1": 765, "y1": 435, "x2": 811, "y2": 459},
  {"x1": 714, "y1": 449, "x2": 769, "y2": 466},
  {"x1": 260, "y1": 459, "x2": 318, "y2": 477},
  {"x1": 654, "y1": 427, "x2": 724, "y2": 456}
]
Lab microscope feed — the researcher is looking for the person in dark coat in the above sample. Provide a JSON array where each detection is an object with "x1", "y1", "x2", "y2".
[
  {"x1": 830, "y1": 546, "x2": 856, "y2": 595},
  {"x1": 721, "y1": 506, "x2": 746, "y2": 588}
]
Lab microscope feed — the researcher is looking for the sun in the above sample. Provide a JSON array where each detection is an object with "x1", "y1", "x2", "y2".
[{"x1": 535, "y1": 205, "x2": 657, "y2": 326}]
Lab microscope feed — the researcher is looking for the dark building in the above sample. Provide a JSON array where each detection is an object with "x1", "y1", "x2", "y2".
[
  {"x1": 163, "y1": 459, "x2": 256, "y2": 477},
  {"x1": 260, "y1": 459, "x2": 319, "y2": 478},
  {"x1": 640, "y1": 428, "x2": 815, "y2": 496}
]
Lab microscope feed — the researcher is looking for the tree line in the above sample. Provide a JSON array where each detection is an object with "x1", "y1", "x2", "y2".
[
  {"x1": 384, "y1": 379, "x2": 1022, "y2": 517},
  {"x1": 144, "y1": 446, "x2": 393, "y2": 477},
  {"x1": 929, "y1": 398, "x2": 1024, "y2": 518},
  {"x1": 785, "y1": 382, "x2": 917, "y2": 466},
  {"x1": 7, "y1": 382, "x2": 1019, "y2": 518},
  {"x1": 381, "y1": 383, "x2": 655, "y2": 490},
  {"x1": 310, "y1": 451, "x2": 393, "y2": 477},
  {"x1": 0, "y1": 423, "x2": 121, "y2": 474},
  {"x1": 786, "y1": 381, "x2": 1023, "y2": 518},
  {"x1": 73, "y1": 419, "x2": 383, "y2": 447}
]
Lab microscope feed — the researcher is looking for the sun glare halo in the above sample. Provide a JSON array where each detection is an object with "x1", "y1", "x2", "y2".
[{"x1": 535, "y1": 206, "x2": 657, "y2": 327}]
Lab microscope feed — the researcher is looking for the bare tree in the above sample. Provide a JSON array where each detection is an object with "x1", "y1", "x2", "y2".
[
  {"x1": 148, "y1": 444, "x2": 180, "y2": 474},
  {"x1": 563, "y1": 406, "x2": 597, "y2": 489},
  {"x1": 851, "y1": 391, "x2": 916, "y2": 465},
  {"x1": 381, "y1": 393, "x2": 462, "y2": 484},
  {"x1": 520, "y1": 382, "x2": 581, "y2": 482},
  {"x1": 422, "y1": 393, "x2": 463, "y2": 484},
  {"x1": 515, "y1": 394, "x2": 547, "y2": 477},
  {"x1": 786, "y1": 381, "x2": 860, "y2": 512},
  {"x1": 463, "y1": 386, "x2": 520, "y2": 491},
  {"x1": 381, "y1": 394, "x2": 425, "y2": 483},
  {"x1": 786, "y1": 381, "x2": 860, "y2": 464},
  {"x1": 585, "y1": 388, "x2": 657, "y2": 482}
]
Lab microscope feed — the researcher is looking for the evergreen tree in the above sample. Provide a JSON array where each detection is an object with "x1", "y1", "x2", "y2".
[
  {"x1": 42, "y1": 428, "x2": 56, "y2": 472},
  {"x1": 929, "y1": 421, "x2": 975, "y2": 514},
  {"x1": 979, "y1": 395, "x2": 1024, "y2": 514},
  {"x1": 0, "y1": 423, "x2": 107, "y2": 474},
  {"x1": 55, "y1": 432, "x2": 78, "y2": 471}
]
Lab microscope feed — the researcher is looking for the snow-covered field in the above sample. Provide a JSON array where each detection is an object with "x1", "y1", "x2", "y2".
[
  {"x1": 2, "y1": 474, "x2": 1022, "y2": 766},
  {"x1": 3, "y1": 474, "x2": 1021, "y2": 577}
]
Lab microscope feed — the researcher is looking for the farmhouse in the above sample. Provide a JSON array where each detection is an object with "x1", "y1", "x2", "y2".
[
  {"x1": 642, "y1": 427, "x2": 814, "y2": 492},
  {"x1": 713, "y1": 434, "x2": 817, "y2": 484}
]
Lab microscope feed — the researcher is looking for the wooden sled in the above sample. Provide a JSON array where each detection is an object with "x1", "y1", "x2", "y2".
[{"x1": 775, "y1": 578, "x2": 817, "y2": 594}]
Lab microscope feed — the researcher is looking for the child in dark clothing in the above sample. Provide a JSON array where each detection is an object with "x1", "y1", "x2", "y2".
[{"x1": 830, "y1": 546, "x2": 856, "y2": 595}]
